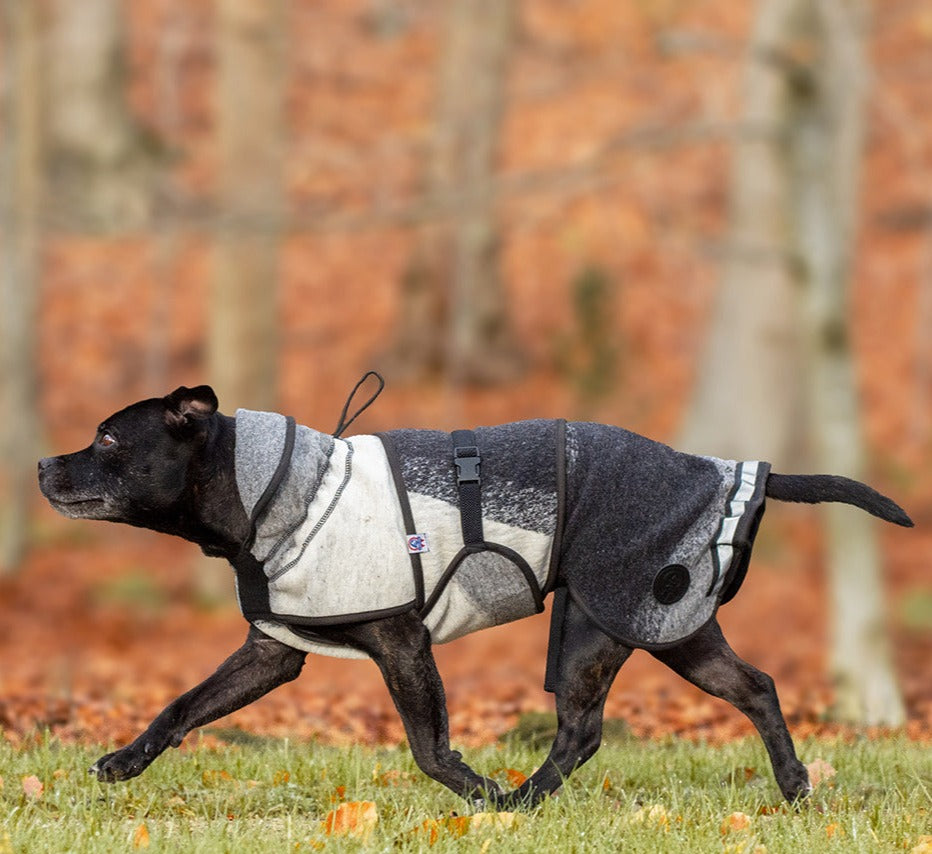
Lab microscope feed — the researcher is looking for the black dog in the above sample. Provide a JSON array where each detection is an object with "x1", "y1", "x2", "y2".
[{"x1": 38, "y1": 385, "x2": 912, "y2": 807}]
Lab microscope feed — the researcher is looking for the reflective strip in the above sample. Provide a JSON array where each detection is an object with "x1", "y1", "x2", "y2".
[{"x1": 709, "y1": 461, "x2": 760, "y2": 597}]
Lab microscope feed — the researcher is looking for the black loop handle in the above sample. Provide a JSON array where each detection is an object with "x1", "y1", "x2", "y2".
[{"x1": 333, "y1": 371, "x2": 386, "y2": 438}]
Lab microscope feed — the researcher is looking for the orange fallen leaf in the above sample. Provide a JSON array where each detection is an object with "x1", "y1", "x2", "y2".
[
  {"x1": 412, "y1": 818, "x2": 441, "y2": 846},
  {"x1": 491, "y1": 767, "x2": 528, "y2": 787},
  {"x1": 757, "y1": 804, "x2": 784, "y2": 816},
  {"x1": 628, "y1": 804, "x2": 670, "y2": 827},
  {"x1": 132, "y1": 823, "x2": 150, "y2": 849},
  {"x1": 376, "y1": 769, "x2": 416, "y2": 787},
  {"x1": 720, "y1": 811, "x2": 752, "y2": 835},
  {"x1": 323, "y1": 801, "x2": 378, "y2": 840},
  {"x1": 273, "y1": 769, "x2": 291, "y2": 786},
  {"x1": 911, "y1": 836, "x2": 932, "y2": 854},
  {"x1": 806, "y1": 758, "x2": 837, "y2": 787},
  {"x1": 825, "y1": 822, "x2": 844, "y2": 839},
  {"x1": 445, "y1": 815, "x2": 472, "y2": 838},
  {"x1": 407, "y1": 812, "x2": 522, "y2": 846},
  {"x1": 723, "y1": 844, "x2": 767, "y2": 854},
  {"x1": 21, "y1": 775, "x2": 43, "y2": 800},
  {"x1": 201, "y1": 769, "x2": 233, "y2": 787},
  {"x1": 468, "y1": 812, "x2": 522, "y2": 831},
  {"x1": 329, "y1": 784, "x2": 346, "y2": 803}
]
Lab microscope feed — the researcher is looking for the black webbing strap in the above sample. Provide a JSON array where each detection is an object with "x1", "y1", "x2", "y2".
[
  {"x1": 543, "y1": 585, "x2": 569, "y2": 693},
  {"x1": 235, "y1": 415, "x2": 297, "y2": 618},
  {"x1": 543, "y1": 418, "x2": 567, "y2": 594},
  {"x1": 376, "y1": 431, "x2": 426, "y2": 610},
  {"x1": 451, "y1": 429, "x2": 483, "y2": 546}
]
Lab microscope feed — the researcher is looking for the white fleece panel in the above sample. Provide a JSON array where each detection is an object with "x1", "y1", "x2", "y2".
[
  {"x1": 253, "y1": 462, "x2": 553, "y2": 659},
  {"x1": 264, "y1": 435, "x2": 415, "y2": 621},
  {"x1": 410, "y1": 492, "x2": 552, "y2": 643},
  {"x1": 252, "y1": 619, "x2": 371, "y2": 659}
]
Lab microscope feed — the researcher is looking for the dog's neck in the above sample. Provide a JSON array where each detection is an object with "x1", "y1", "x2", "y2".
[{"x1": 179, "y1": 412, "x2": 251, "y2": 559}]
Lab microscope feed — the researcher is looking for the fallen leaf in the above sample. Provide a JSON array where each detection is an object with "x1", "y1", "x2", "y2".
[
  {"x1": 323, "y1": 801, "x2": 378, "y2": 840},
  {"x1": 911, "y1": 836, "x2": 932, "y2": 854},
  {"x1": 723, "y1": 844, "x2": 767, "y2": 854},
  {"x1": 720, "y1": 811, "x2": 752, "y2": 835},
  {"x1": 132, "y1": 823, "x2": 150, "y2": 849},
  {"x1": 491, "y1": 767, "x2": 528, "y2": 787},
  {"x1": 201, "y1": 769, "x2": 233, "y2": 787},
  {"x1": 757, "y1": 804, "x2": 784, "y2": 816},
  {"x1": 444, "y1": 816, "x2": 472, "y2": 838},
  {"x1": 825, "y1": 822, "x2": 844, "y2": 838},
  {"x1": 273, "y1": 769, "x2": 291, "y2": 786},
  {"x1": 469, "y1": 812, "x2": 522, "y2": 831},
  {"x1": 806, "y1": 759, "x2": 837, "y2": 788},
  {"x1": 376, "y1": 769, "x2": 416, "y2": 787},
  {"x1": 329, "y1": 784, "x2": 346, "y2": 803},
  {"x1": 406, "y1": 812, "x2": 522, "y2": 846},
  {"x1": 21, "y1": 775, "x2": 43, "y2": 800},
  {"x1": 411, "y1": 818, "x2": 440, "y2": 845},
  {"x1": 628, "y1": 804, "x2": 670, "y2": 827},
  {"x1": 412, "y1": 818, "x2": 441, "y2": 846}
]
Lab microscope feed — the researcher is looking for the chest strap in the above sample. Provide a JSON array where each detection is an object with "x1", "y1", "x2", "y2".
[{"x1": 451, "y1": 429, "x2": 483, "y2": 547}]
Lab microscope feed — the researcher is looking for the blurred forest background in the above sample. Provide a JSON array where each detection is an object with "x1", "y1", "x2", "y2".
[{"x1": 1, "y1": 0, "x2": 931, "y2": 747}]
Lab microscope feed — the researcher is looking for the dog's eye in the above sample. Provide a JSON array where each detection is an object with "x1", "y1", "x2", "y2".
[{"x1": 98, "y1": 432, "x2": 116, "y2": 448}]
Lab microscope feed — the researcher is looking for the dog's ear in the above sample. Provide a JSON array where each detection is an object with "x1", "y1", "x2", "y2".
[{"x1": 163, "y1": 385, "x2": 219, "y2": 436}]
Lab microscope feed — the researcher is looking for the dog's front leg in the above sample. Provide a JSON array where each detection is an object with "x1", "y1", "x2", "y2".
[
  {"x1": 91, "y1": 625, "x2": 306, "y2": 782},
  {"x1": 341, "y1": 611, "x2": 502, "y2": 805}
]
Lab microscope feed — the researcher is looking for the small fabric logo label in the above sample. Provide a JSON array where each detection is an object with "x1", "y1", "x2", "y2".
[{"x1": 406, "y1": 533, "x2": 430, "y2": 554}]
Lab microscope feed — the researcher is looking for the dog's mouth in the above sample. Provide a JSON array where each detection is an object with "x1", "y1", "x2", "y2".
[{"x1": 47, "y1": 495, "x2": 110, "y2": 518}]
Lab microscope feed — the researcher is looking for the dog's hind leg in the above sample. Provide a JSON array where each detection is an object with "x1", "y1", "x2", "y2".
[
  {"x1": 492, "y1": 593, "x2": 633, "y2": 809},
  {"x1": 650, "y1": 618, "x2": 810, "y2": 803},
  {"x1": 340, "y1": 610, "x2": 505, "y2": 804}
]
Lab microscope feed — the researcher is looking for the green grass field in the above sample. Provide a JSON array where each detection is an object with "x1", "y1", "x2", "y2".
[{"x1": 1, "y1": 729, "x2": 930, "y2": 853}]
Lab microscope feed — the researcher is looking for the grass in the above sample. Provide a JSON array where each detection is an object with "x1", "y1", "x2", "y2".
[{"x1": 1, "y1": 731, "x2": 930, "y2": 853}]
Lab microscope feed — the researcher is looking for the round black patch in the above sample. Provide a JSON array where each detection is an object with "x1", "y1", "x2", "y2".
[{"x1": 653, "y1": 564, "x2": 690, "y2": 605}]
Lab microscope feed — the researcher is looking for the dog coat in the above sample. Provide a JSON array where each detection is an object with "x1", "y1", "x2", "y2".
[{"x1": 230, "y1": 411, "x2": 769, "y2": 660}]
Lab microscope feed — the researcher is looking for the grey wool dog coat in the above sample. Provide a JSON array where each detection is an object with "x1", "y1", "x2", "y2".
[{"x1": 231, "y1": 411, "x2": 769, "y2": 660}]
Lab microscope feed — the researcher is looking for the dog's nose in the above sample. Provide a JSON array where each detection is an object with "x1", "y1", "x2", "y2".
[{"x1": 37, "y1": 457, "x2": 56, "y2": 477}]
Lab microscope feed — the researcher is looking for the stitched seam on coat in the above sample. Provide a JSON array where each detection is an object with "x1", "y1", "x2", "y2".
[
  {"x1": 263, "y1": 435, "x2": 336, "y2": 565},
  {"x1": 267, "y1": 440, "x2": 354, "y2": 582}
]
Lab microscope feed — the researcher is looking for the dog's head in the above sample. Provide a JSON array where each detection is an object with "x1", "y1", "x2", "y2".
[{"x1": 38, "y1": 386, "x2": 219, "y2": 529}]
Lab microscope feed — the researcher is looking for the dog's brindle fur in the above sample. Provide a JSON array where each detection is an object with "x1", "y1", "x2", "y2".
[{"x1": 38, "y1": 386, "x2": 912, "y2": 808}]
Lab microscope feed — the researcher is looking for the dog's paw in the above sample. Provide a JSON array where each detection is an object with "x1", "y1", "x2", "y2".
[
  {"x1": 779, "y1": 762, "x2": 814, "y2": 806},
  {"x1": 89, "y1": 745, "x2": 154, "y2": 783}
]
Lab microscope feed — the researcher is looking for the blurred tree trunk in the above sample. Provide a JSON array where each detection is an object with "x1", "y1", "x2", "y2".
[
  {"x1": 45, "y1": 0, "x2": 158, "y2": 230},
  {"x1": 681, "y1": 0, "x2": 904, "y2": 726},
  {"x1": 386, "y1": 0, "x2": 523, "y2": 384},
  {"x1": 208, "y1": 0, "x2": 284, "y2": 413},
  {"x1": 786, "y1": 0, "x2": 903, "y2": 726},
  {"x1": 678, "y1": 0, "x2": 804, "y2": 467},
  {"x1": 0, "y1": 0, "x2": 42, "y2": 574}
]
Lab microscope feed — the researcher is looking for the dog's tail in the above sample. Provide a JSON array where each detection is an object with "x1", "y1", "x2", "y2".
[{"x1": 765, "y1": 473, "x2": 913, "y2": 527}]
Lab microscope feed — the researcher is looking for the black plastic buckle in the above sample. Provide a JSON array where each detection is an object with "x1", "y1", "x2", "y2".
[{"x1": 454, "y1": 445, "x2": 481, "y2": 483}]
